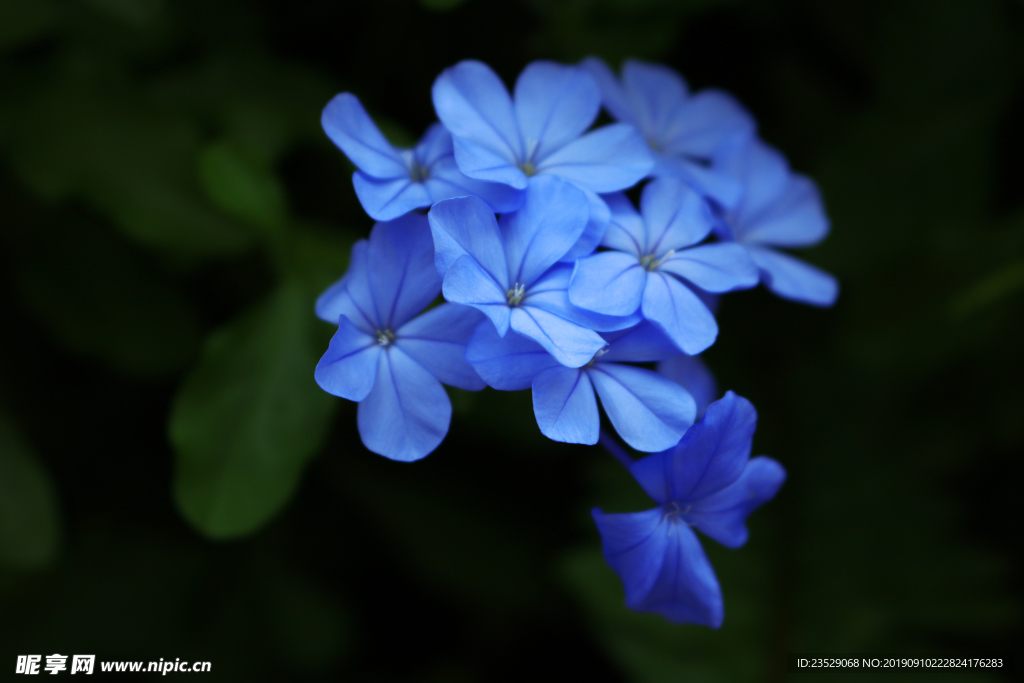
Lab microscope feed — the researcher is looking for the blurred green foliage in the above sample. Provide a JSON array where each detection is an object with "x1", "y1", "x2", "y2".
[{"x1": 0, "y1": 0, "x2": 1020, "y2": 681}]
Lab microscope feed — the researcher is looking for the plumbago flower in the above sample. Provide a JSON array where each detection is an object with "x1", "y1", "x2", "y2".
[
  {"x1": 593, "y1": 391, "x2": 786, "y2": 626},
  {"x1": 314, "y1": 213, "x2": 484, "y2": 462},
  {"x1": 568, "y1": 177, "x2": 759, "y2": 354},
  {"x1": 432, "y1": 60, "x2": 654, "y2": 258},
  {"x1": 428, "y1": 175, "x2": 638, "y2": 368},
  {"x1": 321, "y1": 93, "x2": 521, "y2": 221},
  {"x1": 581, "y1": 57, "x2": 754, "y2": 209},
  {"x1": 465, "y1": 321, "x2": 695, "y2": 451},
  {"x1": 712, "y1": 135, "x2": 838, "y2": 306},
  {"x1": 658, "y1": 353, "x2": 717, "y2": 419}
]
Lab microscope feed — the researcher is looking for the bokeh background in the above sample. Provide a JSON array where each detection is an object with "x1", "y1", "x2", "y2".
[{"x1": 1, "y1": 0, "x2": 1021, "y2": 680}]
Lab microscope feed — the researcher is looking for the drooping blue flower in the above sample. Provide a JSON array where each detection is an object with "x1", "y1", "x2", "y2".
[
  {"x1": 428, "y1": 175, "x2": 639, "y2": 368},
  {"x1": 314, "y1": 213, "x2": 485, "y2": 462},
  {"x1": 712, "y1": 136, "x2": 838, "y2": 306},
  {"x1": 465, "y1": 321, "x2": 694, "y2": 451},
  {"x1": 581, "y1": 57, "x2": 755, "y2": 209},
  {"x1": 568, "y1": 177, "x2": 759, "y2": 354},
  {"x1": 432, "y1": 60, "x2": 655, "y2": 259},
  {"x1": 321, "y1": 93, "x2": 522, "y2": 221},
  {"x1": 592, "y1": 391, "x2": 786, "y2": 626}
]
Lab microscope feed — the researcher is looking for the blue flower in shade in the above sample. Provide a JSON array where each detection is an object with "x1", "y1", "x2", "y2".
[
  {"x1": 658, "y1": 353, "x2": 717, "y2": 419},
  {"x1": 581, "y1": 57, "x2": 755, "y2": 209},
  {"x1": 592, "y1": 391, "x2": 786, "y2": 626},
  {"x1": 465, "y1": 321, "x2": 695, "y2": 451},
  {"x1": 432, "y1": 60, "x2": 655, "y2": 259},
  {"x1": 314, "y1": 213, "x2": 485, "y2": 462},
  {"x1": 321, "y1": 93, "x2": 522, "y2": 221},
  {"x1": 428, "y1": 175, "x2": 639, "y2": 368},
  {"x1": 712, "y1": 136, "x2": 838, "y2": 306},
  {"x1": 568, "y1": 177, "x2": 759, "y2": 355}
]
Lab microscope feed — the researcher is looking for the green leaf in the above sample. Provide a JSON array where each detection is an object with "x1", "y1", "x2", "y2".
[
  {"x1": 171, "y1": 281, "x2": 335, "y2": 539},
  {"x1": 10, "y1": 212, "x2": 201, "y2": 378},
  {"x1": 0, "y1": 411, "x2": 60, "y2": 570},
  {"x1": 0, "y1": 0, "x2": 60, "y2": 53},
  {"x1": 5, "y1": 82, "x2": 253, "y2": 256},
  {"x1": 419, "y1": 0, "x2": 469, "y2": 12},
  {"x1": 198, "y1": 140, "x2": 288, "y2": 235}
]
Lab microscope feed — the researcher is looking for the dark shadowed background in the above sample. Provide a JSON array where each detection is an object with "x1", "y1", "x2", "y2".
[{"x1": 1, "y1": 0, "x2": 1021, "y2": 680}]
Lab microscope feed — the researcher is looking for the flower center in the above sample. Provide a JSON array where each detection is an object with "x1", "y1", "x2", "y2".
[
  {"x1": 519, "y1": 161, "x2": 536, "y2": 177},
  {"x1": 375, "y1": 329, "x2": 396, "y2": 347},
  {"x1": 640, "y1": 249, "x2": 675, "y2": 272},
  {"x1": 665, "y1": 501, "x2": 692, "y2": 520},
  {"x1": 506, "y1": 282, "x2": 526, "y2": 306},
  {"x1": 585, "y1": 346, "x2": 610, "y2": 367},
  {"x1": 409, "y1": 162, "x2": 429, "y2": 183}
]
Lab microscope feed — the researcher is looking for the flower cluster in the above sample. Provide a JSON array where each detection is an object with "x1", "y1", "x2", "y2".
[{"x1": 314, "y1": 58, "x2": 834, "y2": 626}]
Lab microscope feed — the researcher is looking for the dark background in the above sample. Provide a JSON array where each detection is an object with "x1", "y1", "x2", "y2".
[{"x1": 1, "y1": 0, "x2": 1021, "y2": 680}]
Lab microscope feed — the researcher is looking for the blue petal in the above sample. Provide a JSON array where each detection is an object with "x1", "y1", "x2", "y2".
[
  {"x1": 464, "y1": 320, "x2": 559, "y2": 390},
  {"x1": 592, "y1": 508, "x2": 723, "y2": 627},
  {"x1": 651, "y1": 153, "x2": 743, "y2": 210},
  {"x1": 560, "y1": 187, "x2": 611, "y2": 261},
  {"x1": 640, "y1": 177, "x2": 714, "y2": 255},
  {"x1": 425, "y1": 157, "x2": 525, "y2": 213},
  {"x1": 619, "y1": 59, "x2": 690, "y2": 145},
  {"x1": 587, "y1": 363, "x2": 695, "y2": 452},
  {"x1": 657, "y1": 354, "x2": 717, "y2": 418},
  {"x1": 500, "y1": 174, "x2": 589, "y2": 286},
  {"x1": 442, "y1": 255, "x2": 511, "y2": 336},
  {"x1": 531, "y1": 365, "x2": 599, "y2": 444},
  {"x1": 747, "y1": 246, "x2": 838, "y2": 307},
  {"x1": 633, "y1": 390, "x2": 756, "y2": 503},
  {"x1": 736, "y1": 174, "x2": 829, "y2": 248},
  {"x1": 367, "y1": 213, "x2": 441, "y2": 329},
  {"x1": 451, "y1": 137, "x2": 529, "y2": 189},
  {"x1": 315, "y1": 240, "x2": 378, "y2": 333},
  {"x1": 600, "y1": 321, "x2": 680, "y2": 362},
  {"x1": 579, "y1": 57, "x2": 638, "y2": 129},
  {"x1": 396, "y1": 303, "x2": 486, "y2": 391},
  {"x1": 656, "y1": 243, "x2": 759, "y2": 293},
  {"x1": 525, "y1": 264, "x2": 641, "y2": 332},
  {"x1": 428, "y1": 195, "x2": 509, "y2": 285},
  {"x1": 352, "y1": 172, "x2": 430, "y2": 221},
  {"x1": 321, "y1": 93, "x2": 407, "y2": 179},
  {"x1": 641, "y1": 272, "x2": 718, "y2": 355},
  {"x1": 715, "y1": 137, "x2": 790, "y2": 232},
  {"x1": 432, "y1": 60, "x2": 524, "y2": 181},
  {"x1": 568, "y1": 251, "x2": 646, "y2": 316},
  {"x1": 514, "y1": 61, "x2": 601, "y2": 163},
  {"x1": 357, "y1": 346, "x2": 452, "y2": 462},
  {"x1": 600, "y1": 192, "x2": 645, "y2": 257},
  {"x1": 659, "y1": 89, "x2": 755, "y2": 159},
  {"x1": 510, "y1": 305, "x2": 606, "y2": 368},
  {"x1": 314, "y1": 315, "x2": 381, "y2": 401},
  {"x1": 537, "y1": 123, "x2": 654, "y2": 193},
  {"x1": 686, "y1": 456, "x2": 786, "y2": 548},
  {"x1": 414, "y1": 122, "x2": 454, "y2": 167}
]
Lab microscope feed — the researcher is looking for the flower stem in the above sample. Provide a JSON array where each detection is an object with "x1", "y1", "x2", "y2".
[{"x1": 599, "y1": 429, "x2": 633, "y2": 469}]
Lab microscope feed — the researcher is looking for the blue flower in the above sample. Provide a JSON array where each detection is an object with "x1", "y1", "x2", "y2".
[
  {"x1": 581, "y1": 57, "x2": 755, "y2": 209},
  {"x1": 321, "y1": 93, "x2": 522, "y2": 221},
  {"x1": 428, "y1": 175, "x2": 639, "y2": 368},
  {"x1": 314, "y1": 213, "x2": 485, "y2": 462},
  {"x1": 712, "y1": 136, "x2": 838, "y2": 306},
  {"x1": 592, "y1": 391, "x2": 786, "y2": 626},
  {"x1": 432, "y1": 60, "x2": 654, "y2": 259},
  {"x1": 658, "y1": 353, "x2": 716, "y2": 419},
  {"x1": 568, "y1": 178, "x2": 759, "y2": 354},
  {"x1": 466, "y1": 321, "x2": 695, "y2": 451}
]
